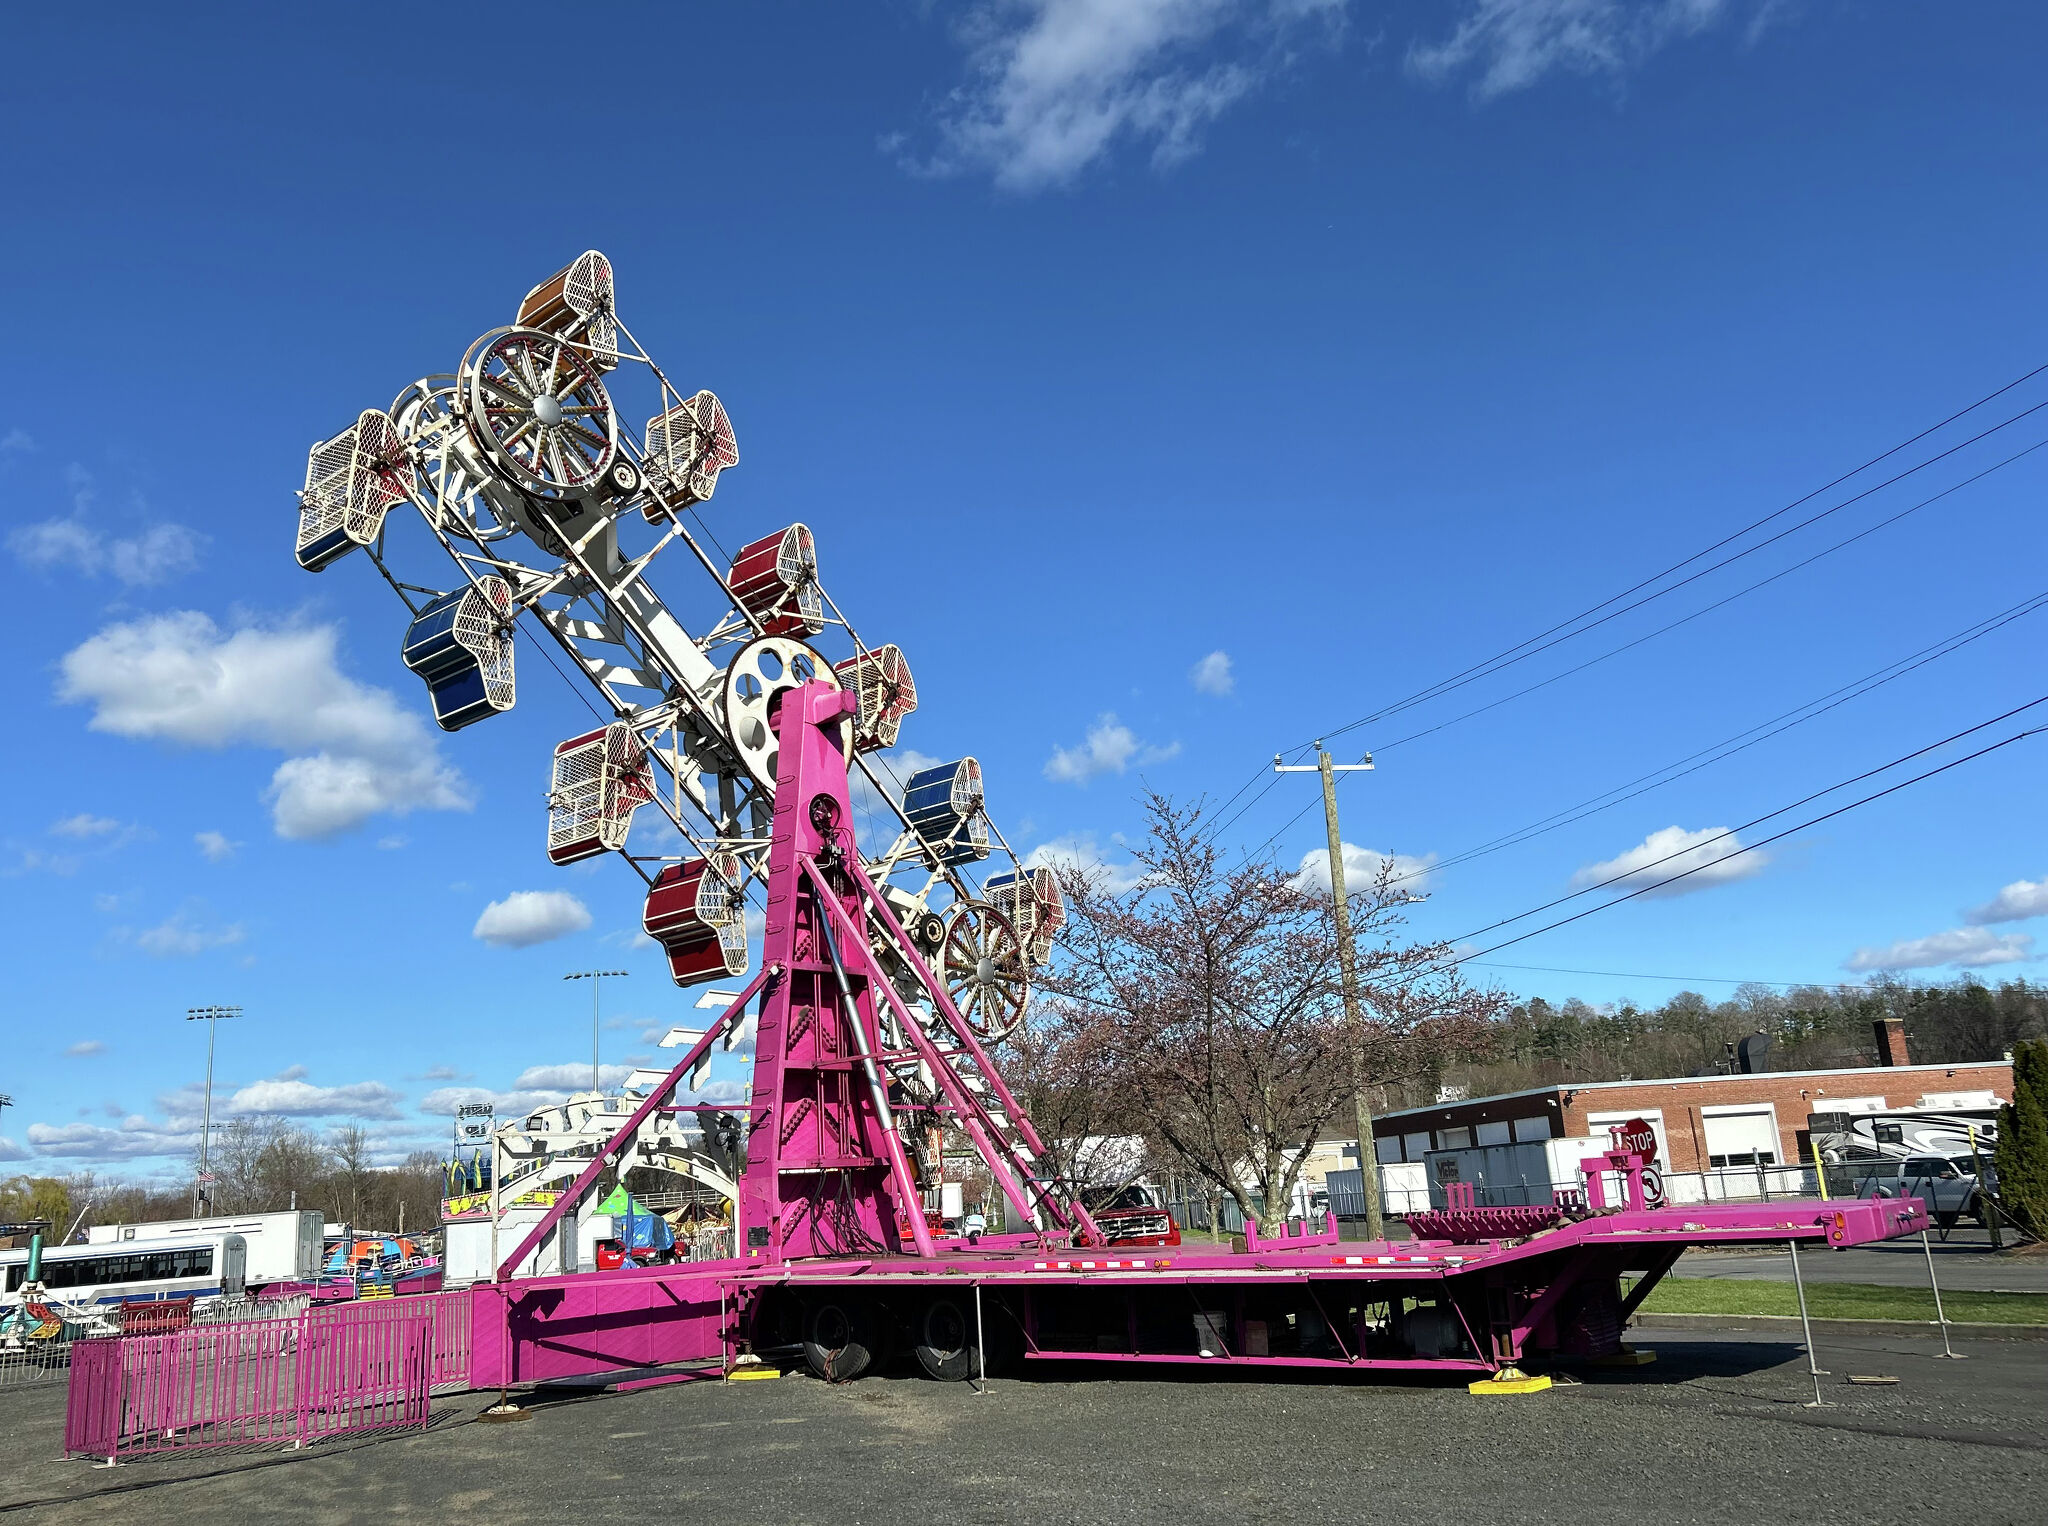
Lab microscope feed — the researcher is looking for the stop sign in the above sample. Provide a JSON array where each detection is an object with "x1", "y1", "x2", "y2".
[{"x1": 1615, "y1": 1118, "x2": 1658, "y2": 1162}]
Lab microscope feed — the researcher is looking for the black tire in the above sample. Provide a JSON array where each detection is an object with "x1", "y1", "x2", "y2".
[
  {"x1": 804, "y1": 1300, "x2": 876, "y2": 1383},
  {"x1": 914, "y1": 1297, "x2": 980, "y2": 1382}
]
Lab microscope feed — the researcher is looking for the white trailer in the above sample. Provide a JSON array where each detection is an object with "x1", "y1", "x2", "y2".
[{"x1": 85, "y1": 1210, "x2": 323, "y2": 1288}]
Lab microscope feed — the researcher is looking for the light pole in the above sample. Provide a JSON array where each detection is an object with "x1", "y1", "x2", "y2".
[
  {"x1": 564, "y1": 970, "x2": 628, "y2": 1091},
  {"x1": 186, "y1": 1005, "x2": 241, "y2": 1215},
  {"x1": 1274, "y1": 745, "x2": 1385, "y2": 1242}
]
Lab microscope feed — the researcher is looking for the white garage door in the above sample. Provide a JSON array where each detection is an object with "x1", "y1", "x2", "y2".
[{"x1": 1703, "y1": 1107, "x2": 1778, "y2": 1167}]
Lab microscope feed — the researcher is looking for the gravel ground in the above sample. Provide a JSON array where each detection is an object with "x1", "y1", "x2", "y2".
[{"x1": 1, "y1": 1326, "x2": 2040, "y2": 1525}]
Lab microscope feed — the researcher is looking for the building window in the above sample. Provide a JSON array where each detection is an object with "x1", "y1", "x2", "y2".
[
  {"x1": 1436, "y1": 1126, "x2": 1473, "y2": 1150},
  {"x1": 1475, "y1": 1121, "x2": 1512, "y2": 1146},
  {"x1": 1402, "y1": 1132, "x2": 1431, "y2": 1162},
  {"x1": 1512, "y1": 1115, "x2": 1554, "y2": 1143}
]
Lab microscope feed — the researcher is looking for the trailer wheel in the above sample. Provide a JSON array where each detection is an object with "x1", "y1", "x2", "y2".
[
  {"x1": 804, "y1": 1300, "x2": 876, "y2": 1382},
  {"x1": 914, "y1": 1297, "x2": 980, "y2": 1382}
]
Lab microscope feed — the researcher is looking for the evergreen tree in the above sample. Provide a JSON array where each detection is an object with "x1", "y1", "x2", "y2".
[{"x1": 1993, "y1": 1039, "x2": 2048, "y2": 1240}]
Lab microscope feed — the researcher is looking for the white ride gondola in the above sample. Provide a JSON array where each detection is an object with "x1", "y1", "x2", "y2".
[
  {"x1": 982, "y1": 864, "x2": 1066, "y2": 966},
  {"x1": 643, "y1": 390, "x2": 738, "y2": 516},
  {"x1": 295, "y1": 408, "x2": 411, "y2": 571},
  {"x1": 548, "y1": 723, "x2": 655, "y2": 864},
  {"x1": 833, "y1": 644, "x2": 917, "y2": 753}
]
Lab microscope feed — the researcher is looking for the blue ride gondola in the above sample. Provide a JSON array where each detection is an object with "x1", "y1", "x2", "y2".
[
  {"x1": 401, "y1": 576, "x2": 517, "y2": 731},
  {"x1": 903, "y1": 757, "x2": 988, "y2": 866}
]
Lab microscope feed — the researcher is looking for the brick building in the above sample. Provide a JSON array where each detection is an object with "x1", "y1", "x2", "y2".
[{"x1": 1365, "y1": 1045, "x2": 2011, "y2": 1174}]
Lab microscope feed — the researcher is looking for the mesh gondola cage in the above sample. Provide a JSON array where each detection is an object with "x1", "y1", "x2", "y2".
[
  {"x1": 726, "y1": 524, "x2": 823, "y2": 637},
  {"x1": 903, "y1": 757, "x2": 989, "y2": 866},
  {"x1": 548, "y1": 723, "x2": 656, "y2": 865},
  {"x1": 296, "y1": 408, "x2": 411, "y2": 572},
  {"x1": 516, "y1": 250, "x2": 618, "y2": 373},
  {"x1": 983, "y1": 864, "x2": 1065, "y2": 965},
  {"x1": 400, "y1": 575, "x2": 517, "y2": 731},
  {"x1": 642, "y1": 390, "x2": 738, "y2": 515},
  {"x1": 832, "y1": 644, "x2": 917, "y2": 753},
  {"x1": 643, "y1": 852, "x2": 750, "y2": 986}
]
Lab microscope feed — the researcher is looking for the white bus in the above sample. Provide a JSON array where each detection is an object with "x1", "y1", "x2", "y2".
[
  {"x1": 2, "y1": 1232, "x2": 247, "y2": 1309},
  {"x1": 85, "y1": 1210, "x2": 323, "y2": 1290}
]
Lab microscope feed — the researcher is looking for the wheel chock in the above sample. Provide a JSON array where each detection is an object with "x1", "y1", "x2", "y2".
[
  {"x1": 1589, "y1": 1346, "x2": 1657, "y2": 1367},
  {"x1": 726, "y1": 1366, "x2": 783, "y2": 1381},
  {"x1": 1468, "y1": 1368, "x2": 1552, "y2": 1396}
]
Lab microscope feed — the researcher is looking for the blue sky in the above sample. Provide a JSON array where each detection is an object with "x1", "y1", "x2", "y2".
[{"x1": 6, "y1": 1, "x2": 2047, "y2": 1177}]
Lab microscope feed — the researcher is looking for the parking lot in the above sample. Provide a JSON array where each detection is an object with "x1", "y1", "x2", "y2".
[{"x1": 1, "y1": 1322, "x2": 2041, "y2": 1525}]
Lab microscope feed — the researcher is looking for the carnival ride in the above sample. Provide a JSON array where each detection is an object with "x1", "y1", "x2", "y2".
[{"x1": 295, "y1": 253, "x2": 1932, "y2": 1390}]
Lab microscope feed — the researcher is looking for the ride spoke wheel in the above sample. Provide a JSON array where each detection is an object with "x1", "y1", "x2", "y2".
[
  {"x1": 720, "y1": 635, "x2": 842, "y2": 791},
  {"x1": 914, "y1": 1297, "x2": 980, "y2": 1382},
  {"x1": 939, "y1": 901, "x2": 1029, "y2": 1044},
  {"x1": 462, "y1": 327, "x2": 617, "y2": 498}
]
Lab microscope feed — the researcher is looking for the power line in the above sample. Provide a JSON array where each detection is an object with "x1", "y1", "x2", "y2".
[
  {"x1": 1432, "y1": 704, "x2": 2048, "y2": 974},
  {"x1": 1388, "y1": 585, "x2": 2048, "y2": 887},
  {"x1": 1467, "y1": 961, "x2": 1846, "y2": 988},
  {"x1": 1226, "y1": 366, "x2": 2048, "y2": 866},
  {"x1": 1232, "y1": 438, "x2": 2046, "y2": 873},
  {"x1": 1364, "y1": 433, "x2": 2048, "y2": 757},
  {"x1": 1312, "y1": 368, "x2": 2048, "y2": 749}
]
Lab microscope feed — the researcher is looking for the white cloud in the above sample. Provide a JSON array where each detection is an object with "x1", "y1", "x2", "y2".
[
  {"x1": 51, "y1": 813, "x2": 121, "y2": 838},
  {"x1": 1025, "y1": 832, "x2": 1150, "y2": 893},
  {"x1": 376, "y1": 834, "x2": 408, "y2": 851},
  {"x1": 130, "y1": 908, "x2": 246, "y2": 957},
  {"x1": 195, "y1": 830, "x2": 239, "y2": 862},
  {"x1": 1844, "y1": 927, "x2": 2033, "y2": 974},
  {"x1": 1294, "y1": 842, "x2": 1437, "y2": 896},
  {"x1": 1189, "y1": 650, "x2": 1234, "y2": 696},
  {"x1": 1570, "y1": 824, "x2": 1763, "y2": 898},
  {"x1": 58, "y1": 612, "x2": 471, "y2": 840},
  {"x1": 417, "y1": 1065, "x2": 464, "y2": 1082},
  {"x1": 66, "y1": 1040, "x2": 106, "y2": 1057},
  {"x1": 225, "y1": 1075, "x2": 405, "y2": 1120},
  {"x1": 473, "y1": 890, "x2": 592, "y2": 949},
  {"x1": 1045, "y1": 713, "x2": 1180, "y2": 784},
  {"x1": 0, "y1": 428, "x2": 31, "y2": 454},
  {"x1": 0, "y1": 1136, "x2": 27, "y2": 1162},
  {"x1": 1409, "y1": 0, "x2": 1733, "y2": 100},
  {"x1": 511, "y1": 1063, "x2": 636, "y2": 1092},
  {"x1": 1968, "y1": 876, "x2": 2048, "y2": 926},
  {"x1": 11, "y1": 499, "x2": 201, "y2": 586},
  {"x1": 26, "y1": 1118, "x2": 195, "y2": 1162},
  {"x1": 912, "y1": 0, "x2": 1346, "y2": 191}
]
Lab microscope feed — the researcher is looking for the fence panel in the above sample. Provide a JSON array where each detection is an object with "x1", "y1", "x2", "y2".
[{"x1": 62, "y1": 1296, "x2": 446, "y2": 1459}]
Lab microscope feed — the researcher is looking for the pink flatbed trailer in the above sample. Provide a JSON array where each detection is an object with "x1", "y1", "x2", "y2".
[
  {"x1": 462, "y1": 678, "x2": 1931, "y2": 1392},
  {"x1": 466, "y1": 1158, "x2": 1927, "y2": 1390}
]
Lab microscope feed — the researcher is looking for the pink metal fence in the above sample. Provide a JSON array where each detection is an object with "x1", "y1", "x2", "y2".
[{"x1": 63, "y1": 1291, "x2": 471, "y2": 1461}]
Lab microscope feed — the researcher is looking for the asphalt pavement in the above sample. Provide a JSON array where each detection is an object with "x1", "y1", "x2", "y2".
[
  {"x1": 1676, "y1": 1229, "x2": 2048, "y2": 1292},
  {"x1": 1, "y1": 1324, "x2": 2041, "y2": 1525}
]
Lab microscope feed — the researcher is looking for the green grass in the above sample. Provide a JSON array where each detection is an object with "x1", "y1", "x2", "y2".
[{"x1": 1631, "y1": 1276, "x2": 2048, "y2": 1325}]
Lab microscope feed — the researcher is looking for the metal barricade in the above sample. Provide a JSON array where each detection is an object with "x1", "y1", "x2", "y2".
[{"x1": 61, "y1": 1290, "x2": 471, "y2": 1461}]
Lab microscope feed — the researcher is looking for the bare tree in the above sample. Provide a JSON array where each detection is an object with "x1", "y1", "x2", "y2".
[
  {"x1": 1044, "y1": 792, "x2": 1497, "y2": 1235},
  {"x1": 330, "y1": 1121, "x2": 375, "y2": 1227}
]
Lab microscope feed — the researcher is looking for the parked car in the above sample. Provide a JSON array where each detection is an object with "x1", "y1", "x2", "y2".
[{"x1": 1853, "y1": 1155, "x2": 1994, "y2": 1228}]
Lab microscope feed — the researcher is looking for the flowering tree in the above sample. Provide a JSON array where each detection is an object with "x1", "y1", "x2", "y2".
[{"x1": 1039, "y1": 792, "x2": 1497, "y2": 1235}]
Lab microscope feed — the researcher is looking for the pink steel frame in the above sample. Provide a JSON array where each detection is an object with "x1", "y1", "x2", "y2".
[{"x1": 457, "y1": 679, "x2": 1936, "y2": 1389}]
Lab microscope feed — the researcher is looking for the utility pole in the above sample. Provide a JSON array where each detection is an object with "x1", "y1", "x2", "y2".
[
  {"x1": 1275, "y1": 745, "x2": 1384, "y2": 1242},
  {"x1": 564, "y1": 970, "x2": 628, "y2": 1091},
  {"x1": 185, "y1": 1005, "x2": 240, "y2": 1215}
]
